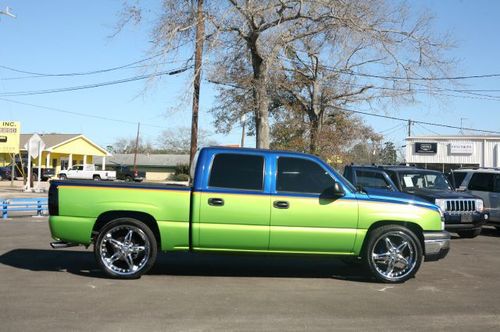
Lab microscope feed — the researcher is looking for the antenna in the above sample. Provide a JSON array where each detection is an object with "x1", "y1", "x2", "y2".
[{"x1": 0, "y1": 6, "x2": 16, "y2": 18}]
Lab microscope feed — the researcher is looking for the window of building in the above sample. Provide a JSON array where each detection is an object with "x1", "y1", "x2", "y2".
[
  {"x1": 468, "y1": 173, "x2": 494, "y2": 192},
  {"x1": 277, "y1": 157, "x2": 335, "y2": 194},
  {"x1": 208, "y1": 153, "x2": 264, "y2": 190}
]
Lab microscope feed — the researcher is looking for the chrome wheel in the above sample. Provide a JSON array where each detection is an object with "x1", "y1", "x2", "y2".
[
  {"x1": 98, "y1": 225, "x2": 151, "y2": 277},
  {"x1": 370, "y1": 231, "x2": 418, "y2": 282}
]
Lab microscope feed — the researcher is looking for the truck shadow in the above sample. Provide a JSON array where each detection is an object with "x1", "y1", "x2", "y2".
[{"x1": 0, "y1": 249, "x2": 370, "y2": 282}]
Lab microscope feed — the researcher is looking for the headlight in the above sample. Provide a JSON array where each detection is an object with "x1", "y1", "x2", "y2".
[
  {"x1": 475, "y1": 199, "x2": 484, "y2": 213},
  {"x1": 435, "y1": 199, "x2": 447, "y2": 212}
]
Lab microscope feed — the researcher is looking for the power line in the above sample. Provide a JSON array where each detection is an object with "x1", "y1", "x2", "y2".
[
  {"x1": 0, "y1": 65, "x2": 193, "y2": 97},
  {"x1": 0, "y1": 97, "x2": 175, "y2": 129},
  {"x1": 329, "y1": 105, "x2": 500, "y2": 135}
]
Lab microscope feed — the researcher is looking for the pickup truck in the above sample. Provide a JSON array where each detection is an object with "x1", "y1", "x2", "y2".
[
  {"x1": 110, "y1": 164, "x2": 145, "y2": 182},
  {"x1": 48, "y1": 147, "x2": 450, "y2": 283},
  {"x1": 344, "y1": 165, "x2": 488, "y2": 238},
  {"x1": 58, "y1": 164, "x2": 116, "y2": 181}
]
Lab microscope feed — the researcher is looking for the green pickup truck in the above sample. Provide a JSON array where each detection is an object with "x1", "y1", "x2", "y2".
[{"x1": 48, "y1": 147, "x2": 450, "y2": 283}]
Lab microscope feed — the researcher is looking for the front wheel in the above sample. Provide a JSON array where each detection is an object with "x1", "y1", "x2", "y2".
[
  {"x1": 364, "y1": 225, "x2": 423, "y2": 283},
  {"x1": 94, "y1": 218, "x2": 157, "y2": 279},
  {"x1": 456, "y1": 228, "x2": 481, "y2": 238}
]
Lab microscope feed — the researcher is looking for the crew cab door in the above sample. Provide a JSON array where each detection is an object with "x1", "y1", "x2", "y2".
[
  {"x1": 269, "y1": 156, "x2": 358, "y2": 254},
  {"x1": 197, "y1": 152, "x2": 271, "y2": 250}
]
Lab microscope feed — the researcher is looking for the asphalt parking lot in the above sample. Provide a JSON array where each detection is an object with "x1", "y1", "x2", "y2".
[{"x1": 0, "y1": 218, "x2": 499, "y2": 331}]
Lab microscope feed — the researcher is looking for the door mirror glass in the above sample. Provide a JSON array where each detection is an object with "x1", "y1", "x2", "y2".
[{"x1": 321, "y1": 182, "x2": 345, "y2": 198}]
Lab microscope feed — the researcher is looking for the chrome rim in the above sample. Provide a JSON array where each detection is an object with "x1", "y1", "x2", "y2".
[
  {"x1": 99, "y1": 225, "x2": 150, "y2": 276},
  {"x1": 371, "y1": 231, "x2": 417, "y2": 281}
]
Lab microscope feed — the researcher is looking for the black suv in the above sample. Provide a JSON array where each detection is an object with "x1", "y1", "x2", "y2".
[{"x1": 344, "y1": 165, "x2": 488, "y2": 238}]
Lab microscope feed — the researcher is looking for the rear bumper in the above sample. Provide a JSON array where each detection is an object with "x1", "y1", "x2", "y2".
[{"x1": 423, "y1": 231, "x2": 451, "y2": 262}]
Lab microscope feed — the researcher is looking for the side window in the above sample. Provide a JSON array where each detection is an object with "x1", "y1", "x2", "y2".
[
  {"x1": 496, "y1": 175, "x2": 500, "y2": 193},
  {"x1": 209, "y1": 153, "x2": 264, "y2": 190},
  {"x1": 355, "y1": 170, "x2": 391, "y2": 189},
  {"x1": 452, "y1": 172, "x2": 467, "y2": 188},
  {"x1": 277, "y1": 157, "x2": 335, "y2": 194},
  {"x1": 468, "y1": 173, "x2": 494, "y2": 192},
  {"x1": 386, "y1": 171, "x2": 400, "y2": 189}
]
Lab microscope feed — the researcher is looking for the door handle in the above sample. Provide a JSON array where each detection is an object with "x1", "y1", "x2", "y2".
[
  {"x1": 273, "y1": 200, "x2": 289, "y2": 209},
  {"x1": 208, "y1": 197, "x2": 224, "y2": 206}
]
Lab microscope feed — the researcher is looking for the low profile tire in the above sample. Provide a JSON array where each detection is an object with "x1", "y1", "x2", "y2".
[
  {"x1": 59, "y1": 174, "x2": 67, "y2": 180},
  {"x1": 456, "y1": 228, "x2": 481, "y2": 238},
  {"x1": 94, "y1": 218, "x2": 157, "y2": 279},
  {"x1": 93, "y1": 175, "x2": 101, "y2": 181},
  {"x1": 364, "y1": 225, "x2": 423, "y2": 283}
]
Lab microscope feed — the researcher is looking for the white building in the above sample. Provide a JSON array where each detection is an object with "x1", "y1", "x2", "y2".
[{"x1": 405, "y1": 135, "x2": 500, "y2": 172}]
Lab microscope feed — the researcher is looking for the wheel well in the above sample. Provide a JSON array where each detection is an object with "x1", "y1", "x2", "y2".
[
  {"x1": 92, "y1": 211, "x2": 161, "y2": 247},
  {"x1": 361, "y1": 221, "x2": 425, "y2": 256}
]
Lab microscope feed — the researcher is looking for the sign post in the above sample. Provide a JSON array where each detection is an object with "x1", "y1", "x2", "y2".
[{"x1": 23, "y1": 134, "x2": 45, "y2": 192}]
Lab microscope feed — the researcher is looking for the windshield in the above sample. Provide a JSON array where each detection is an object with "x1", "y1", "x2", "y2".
[{"x1": 399, "y1": 171, "x2": 451, "y2": 191}]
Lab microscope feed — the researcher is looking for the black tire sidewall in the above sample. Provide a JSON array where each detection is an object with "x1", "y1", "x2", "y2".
[
  {"x1": 457, "y1": 229, "x2": 481, "y2": 238},
  {"x1": 364, "y1": 225, "x2": 423, "y2": 283},
  {"x1": 94, "y1": 218, "x2": 158, "y2": 279}
]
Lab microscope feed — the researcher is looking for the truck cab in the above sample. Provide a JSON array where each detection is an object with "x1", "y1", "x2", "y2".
[{"x1": 344, "y1": 165, "x2": 488, "y2": 238}]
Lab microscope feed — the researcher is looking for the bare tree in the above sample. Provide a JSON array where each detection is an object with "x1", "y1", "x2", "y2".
[
  {"x1": 158, "y1": 127, "x2": 218, "y2": 153},
  {"x1": 117, "y1": 1, "x2": 453, "y2": 149},
  {"x1": 112, "y1": 137, "x2": 155, "y2": 154}
]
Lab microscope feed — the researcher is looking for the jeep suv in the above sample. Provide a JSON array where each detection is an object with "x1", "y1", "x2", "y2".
[
  {"x1": 344, "y1": 165, "x2": 488, "y2": 238},
  {"x1": 449, "y1": 168, "x2": 499, "y2": 231}
]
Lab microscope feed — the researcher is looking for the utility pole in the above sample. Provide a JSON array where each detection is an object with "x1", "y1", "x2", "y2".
[
  {"x1": 189, "y1": 0, "x2": 205, "y2": 168},
  {"x1": 407, "y1": 119, "x2": 412, "y2": 137},
  {"x1": 133, "y1": 122, "x2": 140, "y2": 177}
]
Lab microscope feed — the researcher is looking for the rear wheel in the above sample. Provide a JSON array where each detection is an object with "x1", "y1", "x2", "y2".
[
  {"x1": 93, "y1": 175, "x2": 101, "y2": 181},
  {"x1": 94, "y1": 218, "x2": 157, "y2": 279},
  {"x1": 457, "y1": 228, "x2": 481, "y2": 238},
  {"x1": 364, "y1": 225, "x2": 423, "y2": 283},
  {"x1": 59, "y1": 174, "x2": 67, "y2": 180},
  {"x1": 125, "y1": 175, "x2": 133, "y2": 182}
]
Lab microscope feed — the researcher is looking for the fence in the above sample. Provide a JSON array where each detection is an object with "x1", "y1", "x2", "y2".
[{"x1": 1, "y1": 198, "x2": 48, "y2": 219}]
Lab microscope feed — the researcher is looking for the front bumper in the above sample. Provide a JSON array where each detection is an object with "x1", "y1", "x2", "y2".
[
  {"x1": 423, "y1": 231, "x2": 451, "y2": 262},
  {"x1": 444, "y1": 212, "x2": 488, "y2": 231}
]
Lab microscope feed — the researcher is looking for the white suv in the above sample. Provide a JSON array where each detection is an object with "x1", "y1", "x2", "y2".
[{"x1": 450, "y1": 168, "x2": 500, "y2": 230}]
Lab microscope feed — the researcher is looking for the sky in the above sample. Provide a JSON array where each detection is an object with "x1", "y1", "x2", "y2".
[{"x1": 1, "y1": 0, "x2": 499, "y2": 155}]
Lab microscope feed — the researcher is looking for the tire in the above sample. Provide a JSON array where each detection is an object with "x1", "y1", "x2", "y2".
[
  {"x1": 456, "y1": 228, "x2": 481, "y2": 238},
  {"x1": 59, "y1": 174, "x2": 67, "y2": 180},
  {"x1": 93, "y1": 175, "x2": 101, "y2": 181},
  {"x1": 364, "y1": 225, "x2": 423, "y2": 283},
  {"x1": 94, "y1": 218, "x2": 157, "y2": 279},
  {"x1": 125, "y1": 176, "x2": 132, "y2": 182}
]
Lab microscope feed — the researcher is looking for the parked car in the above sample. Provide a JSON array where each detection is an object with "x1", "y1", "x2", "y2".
[
  {"x1": 48, "y1": 147, "x2": 450, "y2": 283},
  {"x1": 449, "y1": 168, "x2": 500, "y2": 230},
  {"x1": 344, "y1": 165, "x2": 488, "y2": 238},
  {"x1": 0, "y1": 164, "x2": 54, "y2": 181},
  {"x1": 0, "y1": 166, "x2": 13, "y2": 181},
  {"x1": 31, "y1": 167, "x2": 56, "y2": 181},
  {"x1": 110, "y1": 164, "x2": 145, "y2": 182},
  {"x1": 58, "y1": 164, "x2": 116, "y2": 181}
]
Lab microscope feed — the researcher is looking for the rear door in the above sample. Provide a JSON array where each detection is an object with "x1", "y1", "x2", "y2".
[
  {"x1": 269, "y1": 156, "x2": 358, "y2": 254},
  {"x1": 197, "y1": 152, "x2": 271, "y2": 250},
  {"x1": 467, "y1": 172, "x2": 495, "y2": 219}
]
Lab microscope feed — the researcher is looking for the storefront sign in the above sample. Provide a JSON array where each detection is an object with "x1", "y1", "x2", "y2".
[
  {"x1": 450, "y1": 142, "x2": 473, "y2": 154},
  {"x1": 415, "y1": 142, "x2": 437, "y2": 154},
  {"x1": 0, "y1": 121, "x2": 20, "y2": 153}
]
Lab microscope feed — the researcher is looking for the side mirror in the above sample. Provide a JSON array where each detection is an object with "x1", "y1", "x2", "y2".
[{"x1": 321, "y1": 182, "x2": 345, "y2": 198}]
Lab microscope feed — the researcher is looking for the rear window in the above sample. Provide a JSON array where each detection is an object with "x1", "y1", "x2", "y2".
[
  {"x1": 468, "y1": 173, "x2": 494, "y2": 192},
  {"x1": 208, "y1": 153, "x2": 264, "y2": 191}
]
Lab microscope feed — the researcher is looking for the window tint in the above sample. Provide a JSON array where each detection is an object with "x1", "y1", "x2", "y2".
[
  {"x1": 468, "y1": 173, "x2": 494, "y2": 192},
  {"x1": 277, "y1": 157, "x2": 335, "y2": 194},
  {"x1": 209, "y1": 153, "x2": 264, "y2": 190},
  {"x1": 452, "y1": 172, "x2": 467, "y2": 188},
  {"x1": 356, "y1": 170, "x2": 391, "y2": 189},
  {"x1": 386, "y1": 171, "x2": 400, "y2": 189},
  {"x1": 495, "y1": 175, "x2": 500, "y2": 193}
]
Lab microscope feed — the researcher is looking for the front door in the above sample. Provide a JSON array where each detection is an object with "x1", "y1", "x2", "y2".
[
  {"x1": 269, "y1": 156, "x2": 358, "y2": 254},
  {"x1": 197, "y1": 152, "x2": 271, "y2": 250}
]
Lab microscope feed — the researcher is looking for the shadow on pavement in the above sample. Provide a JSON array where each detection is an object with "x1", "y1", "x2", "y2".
[
  {"x1": 0, "y1": 249, "x2": 371, "y2": 282},
  {"x1": 480, "y1": 226, "x2": 500, "y2": 238}
]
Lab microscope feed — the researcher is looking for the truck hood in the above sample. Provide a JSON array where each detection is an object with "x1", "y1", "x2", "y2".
[
  {"x1": 360, "y1": 188, "x2": 434, "y2": 208},
  {"x1": 402, "y1": 188, "x2": 477, "y2": 202}
]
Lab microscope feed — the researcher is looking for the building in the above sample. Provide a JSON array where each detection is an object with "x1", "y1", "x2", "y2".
[
  {"x1": 96, "y1": 153, "x2": 189, "y2": 181},
  {"x1": 19, "y1": 134, "x2": 111, "y2": 174},
  {"x1": 405, "y1": 135, "x2": 500, "y2": 172}
]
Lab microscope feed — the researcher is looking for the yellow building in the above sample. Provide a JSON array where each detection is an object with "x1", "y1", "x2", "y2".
[{"x1": 19, "y1": 134, "x2": 111, "y2": 174}]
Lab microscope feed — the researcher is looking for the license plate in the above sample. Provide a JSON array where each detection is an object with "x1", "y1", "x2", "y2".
[{"x1": 461, "y1": 214, "x2": 473, "y2": 223}]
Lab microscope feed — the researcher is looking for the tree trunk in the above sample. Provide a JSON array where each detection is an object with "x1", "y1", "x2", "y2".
[
  {"x1": 309, "y1": 114, "x2": 320, "y2": 155},
  {"x1": 249, "y1": 33, "x2": 270, "y2": 149}
]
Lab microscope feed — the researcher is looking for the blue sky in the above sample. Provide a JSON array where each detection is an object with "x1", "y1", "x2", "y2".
[{"x1": 1, "y1": 0, "x2": 499, "y2": 153}]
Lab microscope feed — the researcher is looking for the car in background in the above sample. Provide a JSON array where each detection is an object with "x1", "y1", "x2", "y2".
[
  {"x1": 0, "y1": 166, "x2": 13, "y2": 181},
  {"x1": 449, "y1": 168, "x2": 500, "y2": 231},
  {"x1": 110, "y1": 164, "x2": 145, "y2": 182},
  {"x1": 58, "y1": 164, "x2": 116, "y2": 181},
  {"x1": 0, "y1": 164, "x2": 54, "y2": 181},
  {"x1": 344, "y1": 165, "x2": 488, "y2": 238}
]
